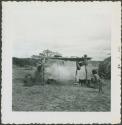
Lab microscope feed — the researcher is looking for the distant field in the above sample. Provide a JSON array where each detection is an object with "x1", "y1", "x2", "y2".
[{"x1": 12, "y1": 62, "x2": 111, "y2": 111}]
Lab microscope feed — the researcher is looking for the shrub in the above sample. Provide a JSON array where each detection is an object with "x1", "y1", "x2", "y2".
[
  {"x1": 13, "y1": 57, "x2": 38, "y2": 67},
  {"x1": 98, "y1": 57, "x2": 111, "y2": 79}
]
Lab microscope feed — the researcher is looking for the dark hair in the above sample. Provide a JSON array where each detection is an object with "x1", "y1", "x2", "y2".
[
  {"x1": 84, "y1": 54, "x2": 87, "y2": 58},
  {"x1": 37, "y1": 65, "x2": 42, "y2": 72},
  {"x1": 92, "y1": 69, "x2": 97, "y2": 74}
]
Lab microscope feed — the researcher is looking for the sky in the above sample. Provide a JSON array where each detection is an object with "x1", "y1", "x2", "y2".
[{"x1": 3, "y1": 2, "x2": 111, "y2": 60}]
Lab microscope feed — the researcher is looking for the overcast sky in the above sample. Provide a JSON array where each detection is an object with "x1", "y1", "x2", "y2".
[{"x1": 3, "y1": 2, "x2": 111, "y2": 60}]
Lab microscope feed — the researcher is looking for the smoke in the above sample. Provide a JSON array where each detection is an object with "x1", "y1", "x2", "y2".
[{"x1": 46, "y1": 62, "x2": 75, "y2": 81}]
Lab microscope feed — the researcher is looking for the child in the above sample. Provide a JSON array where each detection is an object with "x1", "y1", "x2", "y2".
[
  {"x1": 92, "y1": 69, "x2": 103, "y2": 93},
  {"x1": 23, "y1": 64, "x2": 44, "y2": 86},
  {"x1": 23, "y1": 74, "x2": 33, "y2": 86}
]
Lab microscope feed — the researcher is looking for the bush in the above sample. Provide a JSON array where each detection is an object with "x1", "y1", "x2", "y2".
[
  {"x1": 13, "y1": 57, "x2": 38, "y2": 67},
  {"x1": 98, "y1": 57, "x2": 111, "y2": 79}
]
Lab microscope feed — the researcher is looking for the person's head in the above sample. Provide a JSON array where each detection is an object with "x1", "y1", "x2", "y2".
[
  {"x1": 92, "y1": 69, "x2": 97, "y2": 74},
  {"x1": 84, "y1": 54, "x2": 87, "y2": 58},
  {"x1": 37, "y1": 65, "x2": 42, "y2": 72}
]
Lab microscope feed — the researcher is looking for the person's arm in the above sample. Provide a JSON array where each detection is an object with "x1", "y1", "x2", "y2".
[{"x1": 76, "y1": 61, "x2": 81, "y2": 70}]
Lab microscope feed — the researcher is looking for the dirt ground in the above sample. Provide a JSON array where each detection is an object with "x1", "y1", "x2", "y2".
[{"x1": 12, "y1": 64, "x2": 111, "y2": 111}]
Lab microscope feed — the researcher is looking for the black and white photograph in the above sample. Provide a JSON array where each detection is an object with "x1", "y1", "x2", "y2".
[{"x1": 1, "y1": 1, "x2": 121, "y2": 124}]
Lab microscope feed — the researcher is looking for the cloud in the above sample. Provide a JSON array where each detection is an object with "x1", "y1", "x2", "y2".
[{"x1": 4, "y1": 2, "x2": 111, "y2": 60}]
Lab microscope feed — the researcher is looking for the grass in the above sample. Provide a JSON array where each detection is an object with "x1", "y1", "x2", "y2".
[{"x1": 12, "y1": 63, "x2": 111, "y2": 111}]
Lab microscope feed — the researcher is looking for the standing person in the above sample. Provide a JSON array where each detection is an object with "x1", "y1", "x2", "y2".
[
  {"x1": 75, "y1": 54, "x2": 91, "y2": 86},
  {"x1": 83, "y1": 54, "x2": 88, "y2": 86},
  {"x1": 78, "y1": 54, "x2": 90, "y2": 86},
  {"x1": 76, "y1": 61, "x2": 86, "y2": 86},
  {"x1": 92, "y1": 69, "x2": 103, "y2": 93},
  {"x1": 34, "y1": 63, "x2": 44, "y2": 85}
]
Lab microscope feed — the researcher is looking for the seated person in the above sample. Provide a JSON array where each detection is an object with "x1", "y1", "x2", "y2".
[{"x1": 24, "y1": 64, "x2": 44, "y2": 86}]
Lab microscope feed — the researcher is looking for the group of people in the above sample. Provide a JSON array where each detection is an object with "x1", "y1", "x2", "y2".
[
  {"x1": 24, "y1": 55, "x2": 103, "y2": 93},
  {"x1": 76, "y1": 60, "x2": 103, "y2": 93}
]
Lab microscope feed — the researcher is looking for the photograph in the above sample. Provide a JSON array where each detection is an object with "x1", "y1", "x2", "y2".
[
  {"x1": 1, "y1": 1, "x2": 121, "y2": 124},
  {"x1": 12, "y1": 4, "x2": 111, "y2": 111}
]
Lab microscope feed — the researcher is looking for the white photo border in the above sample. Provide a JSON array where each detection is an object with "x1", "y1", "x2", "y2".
[{"x1": 1, "y1": 1, "x2": 121, "y2": 124}]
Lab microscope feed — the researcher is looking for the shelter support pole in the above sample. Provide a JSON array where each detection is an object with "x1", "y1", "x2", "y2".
[
  {"x1": 42, "y1": 57, "x2": 45, "y2": 85},
  {"x1": 84, "y1": 55, "x2": 88, "y2": 85},
  {"x1": 75, "y1": 61, "x2": 78, "y2": 82},
  {"x1": 85, "y1": 64, "x2": 88, "y2": 84}
]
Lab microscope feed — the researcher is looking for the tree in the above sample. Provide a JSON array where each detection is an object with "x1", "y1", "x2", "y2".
[
  {"x1": 42, "y1": 49, "x2": 62, "y2": 57},
  {"x1": 42, "y1": 49, "x2": 53, "y2": 57}
]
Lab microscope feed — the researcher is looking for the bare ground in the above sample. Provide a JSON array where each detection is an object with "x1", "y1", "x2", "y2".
[{"x1": 12, "y1": 65, "x2": 111, "y2": 111}]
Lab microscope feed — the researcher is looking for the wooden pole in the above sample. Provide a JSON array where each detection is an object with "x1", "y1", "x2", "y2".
[
  {"x1": 85, "y1": 64, "x2": 88, "y2": 84},
  {"x1": 84, "y1": 55, "x2": 88, "y2": 85},
  {"x1": 75, "y1": 61, "x2": 78, "y2": 82},
  {"x1": 42, "y1": 57, "x2": 45, "y2": 85}
]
